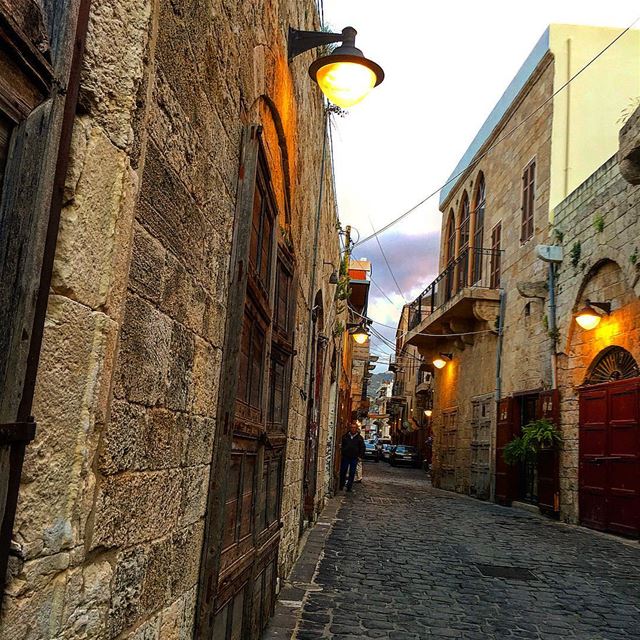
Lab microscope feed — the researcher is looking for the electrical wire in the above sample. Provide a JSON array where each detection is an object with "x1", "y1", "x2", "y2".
[
  {"x1": 370, "y1": 218, "x2": 407, "y2": 303},
  {"x1": 353, "y1": 16, "x2": 640, "y2": 248},
  {"x1": 348, "y1": 302, "x2": 493, "y2": 339},
  {"x1": 369, "y1": 275, "x2": 403, "y2": 309}
]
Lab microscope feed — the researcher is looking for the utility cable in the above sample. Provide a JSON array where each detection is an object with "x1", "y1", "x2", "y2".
[
  {"x1": 348, "y1": 302, "x2": 493, "y2": 339},
  {"x1": 353, "y1": 16, "x2": 640, "y2": 248},
  {"x1": 370, "y1": 218, "x2": 407, "y2": 302}
]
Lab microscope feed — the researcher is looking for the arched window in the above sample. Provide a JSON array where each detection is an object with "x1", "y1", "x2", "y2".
[
  {"x1": 445, "y1": 210, "x2": 456, "y2": 301},
  {"x1": 584, "y1": 346, "x2": 639, "y2": 385},
  {"x1": 458, "y1": 192, "x2": 470, "y2": 288},
  {"x1": 446, "y1": 210, "x2": 456, "y2": 263},
  {"x1": 472, "y1": 174, "x2": 486, "y2": 283}
]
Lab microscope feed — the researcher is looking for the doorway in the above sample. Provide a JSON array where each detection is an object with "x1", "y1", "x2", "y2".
[{"x1": 579, "y1": 347, "x2": 640, "y2": 537}]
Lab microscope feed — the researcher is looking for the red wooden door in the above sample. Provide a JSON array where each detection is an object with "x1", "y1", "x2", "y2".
[
  {"x1": 579, "y1": 379, "x2": 640, "y2": 537},
  {"x1": 536, "y1": 390, "x2": 560, "y2": 516},
  {"x1": 495, "y1": 397, "x2": 517, "y2": 505}
]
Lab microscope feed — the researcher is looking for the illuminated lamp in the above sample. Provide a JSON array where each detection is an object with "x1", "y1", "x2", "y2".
[
  {"x1": 432, "y1": 353, "x2": 453, "y2": 369},
  {"x1": 288, "y1": 26, "x2": 384, "y2": 108},
  {"x1": 575, "y1": 300, "x2": 611, "y2": 330}
]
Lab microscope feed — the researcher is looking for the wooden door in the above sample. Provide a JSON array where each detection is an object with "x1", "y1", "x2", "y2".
[
  {"x1": 196, "y1": 128, "x2": 296, "y2": 638},
  {"x1": 440, "y1": 408, "x2": 457, "y2": 491},
  {"x1": 579, "y1": 379, "x2": 639, "y2": 537},
  {"x1": 470, "y1": 394, "x2": 492, "y2": 500},
  {"x1": 536, "y1": 389, "x2": 560, "y2": 516},
  {"x1": 495, "y1": 397, "x2": 517, "y2": 505},
  {"x1": 0, "y1": 0, "x2": 89, "y2": 595}
]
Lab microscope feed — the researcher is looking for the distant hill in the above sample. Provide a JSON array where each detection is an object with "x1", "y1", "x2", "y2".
[{"x1": 368, "y1": 371, "x2": 393, "y2": 396}]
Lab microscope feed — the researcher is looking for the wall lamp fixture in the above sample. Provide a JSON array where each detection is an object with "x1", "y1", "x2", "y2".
[
  {"x1": 288, "y1": 26, "x2": 384, "y2": 108},
  {"x1": 347, "y1": 318, "x2": 372, "y2": 345},
  {"x1": 324, "y1": 260, "x2": 339, "y2": 284},
  {"x1": 575, "y1": 300, "x2": 611, "y2": 330},
  {"x1": 432, "y1": 353, "x2": 453, "y2": 369}
]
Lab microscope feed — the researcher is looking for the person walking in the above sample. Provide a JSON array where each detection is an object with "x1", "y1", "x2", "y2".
[{"x1": 339, "y1": 422, "x2": 365, "y2": 492}]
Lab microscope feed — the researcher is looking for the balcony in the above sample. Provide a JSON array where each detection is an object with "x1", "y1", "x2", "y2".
[{"x1": 406, "y1": 247, "x2": 502, "y2": 349}]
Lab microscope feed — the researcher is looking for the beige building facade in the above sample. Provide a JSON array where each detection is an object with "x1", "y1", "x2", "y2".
[
  {"x1": 405, "y1": 25, "x2": 640, "y2": 521},
  {"x1": 0, "y1": 0, "x2": 344, "y2": 638}
]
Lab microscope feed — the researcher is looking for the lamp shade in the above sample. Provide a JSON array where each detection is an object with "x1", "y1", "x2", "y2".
[
  {"x1": 575, "y1": 305, "x2": 602, "y2": 330},
  {"x1": 432, "y1": 357, "x2": 447, "y2": 369},
  {"x1": 424, "y1": 409, "x2": 433, "y2": 418}
]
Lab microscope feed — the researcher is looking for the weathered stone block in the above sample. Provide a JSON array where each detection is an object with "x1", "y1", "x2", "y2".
[
  {"x1": 91, "y1": 471, "x2": 181, "y2": 549},
  {"x1": 114, "y1": 294, "x2": 172, "y2": 405}
]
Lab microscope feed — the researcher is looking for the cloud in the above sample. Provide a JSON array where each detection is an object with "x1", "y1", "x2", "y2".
[{"x1": 354, "y1": 230, "x2": 441, "y2": 372}]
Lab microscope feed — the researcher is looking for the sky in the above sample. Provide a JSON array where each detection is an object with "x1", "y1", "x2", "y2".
[{"x1": 322, "y1": 0, "x2": 639, "y2": 371}]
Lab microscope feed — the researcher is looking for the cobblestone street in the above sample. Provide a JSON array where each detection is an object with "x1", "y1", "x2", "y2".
[{"x1": 269, "y1": 462, "x2": 640, "y2": 640}]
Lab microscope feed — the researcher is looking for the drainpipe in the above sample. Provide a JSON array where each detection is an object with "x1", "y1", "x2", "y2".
[
  {"x1": 548, "y1": 262, "x2": 558, "y2": 389},
  {"x1": 494, "y1": 290, "x2": 506, "y2": 404},
  {"x1": 491, "y1": 289, "x2": 506, "y2": 503},
  {"x1": 299, "y1": 108, "x2": 329, "y2": 531}
]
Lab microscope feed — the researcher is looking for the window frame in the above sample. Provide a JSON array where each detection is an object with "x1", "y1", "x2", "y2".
[{"x1": 520, "y1": 159, "x2": 536, "y2": 244}]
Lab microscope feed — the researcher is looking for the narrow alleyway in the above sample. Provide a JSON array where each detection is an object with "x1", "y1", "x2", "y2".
[{"x1": 268, "y1": 463, "x2": 640, "y2": 640}]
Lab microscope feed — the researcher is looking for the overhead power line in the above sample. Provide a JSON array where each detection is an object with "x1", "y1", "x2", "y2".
[
  {"x1": 370, "y1": 218, "x2": 407, "y2": 303},
  {"x1": 354, "y1": 16, "x2": 640, "y2": 248}
]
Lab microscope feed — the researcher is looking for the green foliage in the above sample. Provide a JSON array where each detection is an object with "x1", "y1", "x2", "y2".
[
  {"x1": 335, "y1": 275, "x2": 351, "y2": 301},
  {"x1": 503, "y1": 418, "x2": 562, "y2": 466},
  {"x1": 553, "y1": 228, "x2": 564, "y2": 243},
  {"x1": 332, "y1": 320, "x2": 345, "y2": 338},
  {"x1": 631, "y1": 248, "x2": 638, "y2": 266},
  {"x1": 593, "y1": 214, "x2": 604, "y2": 233},
  {"x1": 618, "y1": 96, "x2": 640, "y2": 125},
  {"x1": 570, "y1": 241, "x2": 581, "y2": 269}
]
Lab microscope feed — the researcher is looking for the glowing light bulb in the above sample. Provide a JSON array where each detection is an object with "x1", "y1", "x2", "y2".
[
  {"x1": 432, "y1": 358, "x2": 447, "y2": 369},
  {"x1": 575, "y1": 307, "x2": 602, "y2": 330},
  {"x1": 352, "y1": 331, "x2": 369, "y2": 345},
  {"x1": 315, "y1": 60, "x2": 377, "y2": 108}
]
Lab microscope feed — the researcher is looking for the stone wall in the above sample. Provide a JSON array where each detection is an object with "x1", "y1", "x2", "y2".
[
  {"x1": 426, "y1": 55, "x2": 555, "y2": 495},
  {"x1": 552, "y1": 108, "x2": 640, "y2": 523},
  {"x1": 2, "y1": 0, "x2": 340, "y2": 637}
]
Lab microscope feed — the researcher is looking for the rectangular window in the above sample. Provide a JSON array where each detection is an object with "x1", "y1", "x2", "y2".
[
  {"x1": 521, "y1": 160, "x2": 535, "y2": 242},
  {"x1": 490, "y1": 222, "x2": 501, "y2": 289}
]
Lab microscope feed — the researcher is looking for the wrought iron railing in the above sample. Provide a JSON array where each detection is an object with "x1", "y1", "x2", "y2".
[{"x1": 408, "y1": 247, "x2": 503, "y2": 330}]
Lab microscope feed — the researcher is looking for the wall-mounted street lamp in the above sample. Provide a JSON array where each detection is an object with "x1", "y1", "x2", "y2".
[
  {"x1": 347, "y1": 318, "x2": 371, "y2": 345},
  {"x1": 424, "y1": 409, "x2": 433, "y2": 418},
  {"x1": 575, "y1": 300, "x2": 611, "y2": 330},
  {"x1": 288, "y1": 26, "x2": 384, "y2": 108},
  {"x1": 432, "y1": 353, "x2": 453, "y2": 370},
  {"x1": 324, "y1": 260, "x2": 339, "y2": 284}
]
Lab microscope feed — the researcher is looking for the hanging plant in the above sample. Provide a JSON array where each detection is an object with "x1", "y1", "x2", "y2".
[
  {"x1": 335, "y1": 274, "x2": 351, "y2": 301},
  {"x1": 503, "y1": 418, "x2": 562, "y2": 465}
]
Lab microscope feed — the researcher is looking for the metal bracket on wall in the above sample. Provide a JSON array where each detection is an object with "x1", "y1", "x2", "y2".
[{"x1": 0, "y1": 420, "x2": 37, "y2": 444}]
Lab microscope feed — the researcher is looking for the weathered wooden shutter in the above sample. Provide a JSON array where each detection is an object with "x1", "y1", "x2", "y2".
[
  {"x1": 195, "y1": 125, "x2": 262, "y2": 638},
  {"x1": 495, "y1": 396, "x2": 517, "y2": 505},
  {"x1": 536, "y1": 389, "x2": 560, "y2": 516},
  {"x1": 0, "y1": 0, "x2": 89, "y2": 594}
]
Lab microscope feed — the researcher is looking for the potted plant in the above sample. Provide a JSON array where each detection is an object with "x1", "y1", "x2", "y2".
[{"x1": 503, "y1": 418, "x2": 562, "y2": 466}]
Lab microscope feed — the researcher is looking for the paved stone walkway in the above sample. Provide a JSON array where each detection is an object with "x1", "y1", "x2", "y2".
[{"x1": 267, "y1": 461, "x2": 640, "y2": 639}]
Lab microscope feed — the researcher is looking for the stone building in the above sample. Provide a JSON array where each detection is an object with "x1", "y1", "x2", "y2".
[
  {"x1": 404, "y1": 24, "x2": 640, "y2": 511},
  {"x1": 551, "y1": 106, "x2": 640, "y2": 535},
  {"x1": 389, "y1": 305, "x2": 431, "y2": 452},
  {"x1": 0, "y1": 0, "x2": 345, "y2": 638}
]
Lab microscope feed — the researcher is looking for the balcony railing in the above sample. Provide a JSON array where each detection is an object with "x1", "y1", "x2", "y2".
[{"x1": 408, "y1": 247, "x2": 502, "y2": 330}]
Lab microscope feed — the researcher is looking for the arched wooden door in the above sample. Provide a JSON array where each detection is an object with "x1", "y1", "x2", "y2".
[{"x1": 579, "y1": 347, "x2": 640, "y2": 537}]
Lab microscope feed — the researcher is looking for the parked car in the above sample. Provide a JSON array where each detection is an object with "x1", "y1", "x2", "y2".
[
  {"x1": 389, "y1": 445, "x2": 421, "y2": 467},
  {"x1": 364, "y1": 441, "x2": 378, "y2": 460},
  {"x1": 381, "y1": 443, "x2": 393, "y2": 462}
]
